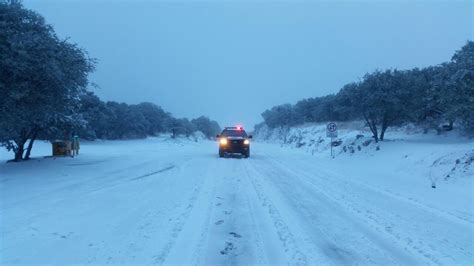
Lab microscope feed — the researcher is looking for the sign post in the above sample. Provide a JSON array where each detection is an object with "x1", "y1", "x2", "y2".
[{"x1": 326, "y1": 122, "x2": 338, "y2": 158}]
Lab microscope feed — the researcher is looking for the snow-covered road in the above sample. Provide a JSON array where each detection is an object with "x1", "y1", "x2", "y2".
[{"x1": 1, "y1": 139, "x2": 472, "y2": 264}]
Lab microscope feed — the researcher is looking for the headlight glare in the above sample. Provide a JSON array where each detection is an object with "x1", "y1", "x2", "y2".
[{"x1": 220, "y1": 138, "x2": 228, "y2": 145}]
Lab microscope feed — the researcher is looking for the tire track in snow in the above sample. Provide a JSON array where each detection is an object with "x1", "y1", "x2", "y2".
[
  {"x1": 216, "y1": 159, "x2": 268, "y2": 265},
  {"x1": 188, "y1": 183, "x2": 218, "y2": 265},
  {"x1": 246, "y1": 158, "x2": 348, "y2": 264},
  {"x1": 297, "y1": 157, "x2": 474, "y2": 226},
  {"x1": 247, "y1": 153, "x2": 423, "y2": 265},
  {"x1": 79, "y1": 156, "x2": 202, "y2": 264},
  {"x1": 152, "y1": 158, "x2": 209, "y2": 264},
  {"x1": 267, "y1": 154, "x2": 473, "y2": 264},
  {"x1": 187, "y1": 157, "x2": 269, "y2": 265},
  {"x1": 242, "y1": 159, "x2": 309, "y2": 265},
  {"x1": 129, "y1": 165, "x2": 176, "y2": 181},
  {"x1": 238, "y1": 163, "x2": 272, "y2": 265},
  {"x1": 259, "y1": 153, "x2": 444, "y2": 265},
  {"x1": 5, "y1": 156, "x2": 194, "y2": 209},
  {"x1": 183, "y1": 157, "x2": 222, "y2": 265}
]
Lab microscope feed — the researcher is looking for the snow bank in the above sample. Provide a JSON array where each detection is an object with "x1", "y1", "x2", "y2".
[
  {"x1": 254, "y1": 122, "x2": 474, "y2": 183},
  {"x1": 0, "y1": 133, "x2": 208, "y2": 163}
]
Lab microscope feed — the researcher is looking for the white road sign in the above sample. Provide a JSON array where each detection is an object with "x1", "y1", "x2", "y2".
[{"x1": 326, "y1": 122, "x2": 338, "y2": 138}]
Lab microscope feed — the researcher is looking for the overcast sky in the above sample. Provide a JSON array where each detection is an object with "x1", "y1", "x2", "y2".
[{"x1": 24, "y1": 0, "x2": 473, "y2": 129}]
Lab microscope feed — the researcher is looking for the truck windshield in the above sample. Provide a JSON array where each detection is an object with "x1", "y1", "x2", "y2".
[{"x1": 221, "y1": 130, "x2": 248, "y2": 137}]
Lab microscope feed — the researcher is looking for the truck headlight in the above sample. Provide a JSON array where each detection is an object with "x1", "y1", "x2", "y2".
[
  {"x1": 244, "y1": 139, "x2": 250, "y2": 145},
  {"x1": 220, "y1": 138, "x2": 228, "y2": 145}
]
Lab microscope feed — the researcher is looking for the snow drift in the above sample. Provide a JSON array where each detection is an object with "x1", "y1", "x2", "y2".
[{"x1": 253, "y1": 122, "x2": 474, "y2": 183}]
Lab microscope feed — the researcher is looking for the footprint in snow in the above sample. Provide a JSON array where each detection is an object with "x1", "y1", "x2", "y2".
[
  {"x1": 216, "y1": 203, "x2": 222, "y2": 206},
  {"x1": 220, "y1": 242, "x2": 234, "y2": 255},
  {"x1": 52, "y1": 232, "x2": 73, "y2": 239},
  {"x1": 229, "y1": 232, "x2": 241, "y2": 238},
  {"x1": 215, "y1": 220, "x2": 224, "y2": 225}
]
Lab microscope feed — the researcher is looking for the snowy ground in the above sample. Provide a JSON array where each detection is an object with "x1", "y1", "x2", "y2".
[{"x1": 0, "y1": 135, "x2": 473, "y2": 264}]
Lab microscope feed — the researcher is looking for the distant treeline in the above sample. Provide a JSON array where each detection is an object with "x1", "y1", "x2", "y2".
[
  {"x1": 78, "y1": 92, "x2": 221, "y2": 140},
  {"x1": 0, "y1": 1, "x2": 220, "y2": 162},
  {"x1": 258, "y1": 41, "x2": 474, "y2": 141}
]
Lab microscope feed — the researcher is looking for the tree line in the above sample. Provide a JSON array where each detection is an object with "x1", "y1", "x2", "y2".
[
  {"x1": 0, "y1": 1, "x2": 221, "y2": 162},
  {"x1": 260, "y1": 41, "x2": 474, "y2": 142},
  {"x1": 77, "y1": 92, "x2": 221, "y2": 141}
]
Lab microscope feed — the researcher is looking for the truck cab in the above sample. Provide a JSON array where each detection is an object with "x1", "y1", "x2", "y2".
[{"x1": 216, "y1": 126, "x2": 252, "y2": 158}]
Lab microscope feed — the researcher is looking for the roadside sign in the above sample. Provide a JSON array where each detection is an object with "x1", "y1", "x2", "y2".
[
  {"x1": 326, "y1": 122, "x2": 338, "y2": 138},
  {"x1": 326, "y1": 122, "x2": 338, "y2": 158}
]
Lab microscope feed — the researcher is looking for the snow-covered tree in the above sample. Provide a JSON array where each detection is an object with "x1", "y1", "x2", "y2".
[
  {"x1": 0, "y1": 1, "x2": 95, "y2": 161},
  {"x1": 258, "y1": 41, "x2": 473, "y2": 138},
  {"x1": 191, "y1": 116, "x2": 221, "y2": 139},
  {"x1": 262, "y1": 104, "x2": 301, "y2": 129},
  {"x1": 167, "y1": 118, "x2": 195, "y2": 138},
  {"x1": 451, "y1": 41, "x2": 474, "y2": 134},
  {"x1": 133, "y1": 102, "x2": 171, "y2": 135},
  {"x1": 349, "y1": 70, "x2": 412, "y2": 141}
]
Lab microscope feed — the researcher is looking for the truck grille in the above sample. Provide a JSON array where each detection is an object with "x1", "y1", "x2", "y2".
[{"x1": 230, "y1": 139, "x2": 243, "y2": 147}]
